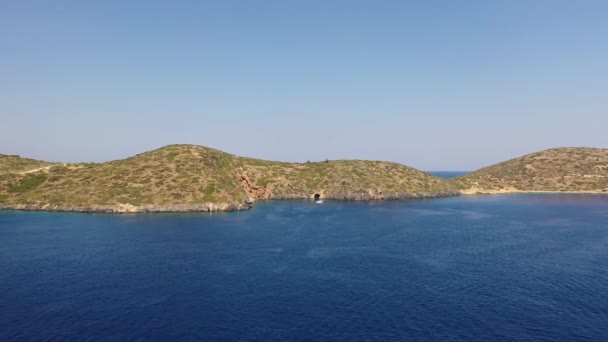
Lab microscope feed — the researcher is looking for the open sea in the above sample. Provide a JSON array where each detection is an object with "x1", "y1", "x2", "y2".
[
  {"x1": 427, "y1": 171, "x2": 469, "y2": 178},
  {"x1": 2, "y1": 194, "x2": 608, "y2": 341}
]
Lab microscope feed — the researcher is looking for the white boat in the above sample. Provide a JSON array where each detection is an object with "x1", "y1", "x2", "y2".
[{"x1": 315, "y1": 200, "x2": 324, "y2": 204}]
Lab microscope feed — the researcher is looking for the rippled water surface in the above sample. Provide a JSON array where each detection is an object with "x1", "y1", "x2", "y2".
[{"x1": 2, "y1": 194, "x2": 608, "y2": 341}]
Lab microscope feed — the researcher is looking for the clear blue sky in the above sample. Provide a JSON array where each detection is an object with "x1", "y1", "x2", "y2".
[{"x1": 1, "y1": 1, "x2": 607, "y2": 170}]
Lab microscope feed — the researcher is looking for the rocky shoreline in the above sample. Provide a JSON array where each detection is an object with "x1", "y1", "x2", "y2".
[
  {"x1": 332, "y1": 190, "x2": 460, "y2": 200},
  {"x1": 269, "y1": 191, "x2": 461, "y2": 201},
  {"x1": 0, "y1": 202, "x2": 252, "y2": 214},
  {"x1": 4, "y1": 189, "x2": 608, "y2": 214},
  {"x1": 0, "y1": 191, "x2": 462, "y2": 214},
  {"x1": 459, "y1": 188, "x2": 608, "y2": 195}
]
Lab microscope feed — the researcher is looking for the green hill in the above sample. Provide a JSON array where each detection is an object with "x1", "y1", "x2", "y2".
[
  {"x1": 456, "y1": 147, "x2": 608, "y2": 193},
  {"x1": 0, "y1": 144, "x2": 458, "y2": 212}
]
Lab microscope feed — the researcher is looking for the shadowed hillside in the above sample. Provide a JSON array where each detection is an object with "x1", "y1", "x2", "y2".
[
  {"x1": 456, "y1": 147, "x2": 608, "y2": 193},
  {"x1": 0, "y1": 145, "x2": 458, "y2": 212}
]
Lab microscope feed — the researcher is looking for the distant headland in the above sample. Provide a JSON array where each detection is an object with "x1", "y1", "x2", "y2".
[
  {"x1": 455, "y1": 147, "x2": 608, "y2": 195},
  {"x1": 0, "y1": 145, "x2": 606, "y2": 213}
]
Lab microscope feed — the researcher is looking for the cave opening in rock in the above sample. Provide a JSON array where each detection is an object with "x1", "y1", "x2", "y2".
[{"x1": 314, "y1": 193, "x2": 320, "y2": 201}]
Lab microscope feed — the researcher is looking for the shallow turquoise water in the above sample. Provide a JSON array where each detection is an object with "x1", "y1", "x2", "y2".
[{"x1": 2, "y1": 194, "x2": 608, "y2": 341}]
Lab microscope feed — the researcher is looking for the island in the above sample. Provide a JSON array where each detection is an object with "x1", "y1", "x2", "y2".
[
  {"x1": 1, "y1": 145, "x2": 607, "y2": 213},
  {"x1": 0, "y1": 144, "x2": 458, "y2": 213}
]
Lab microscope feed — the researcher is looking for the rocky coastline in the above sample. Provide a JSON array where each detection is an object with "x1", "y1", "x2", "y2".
[
  {"x1": 0, "y1": 191, "x2": 462, "y2": 214},
  {"x1": 269, "y1": 190, "x2": 460, "y2": 201},
  {"x1": 0, "y1": 202, "x2": 252, "y2": 214}
]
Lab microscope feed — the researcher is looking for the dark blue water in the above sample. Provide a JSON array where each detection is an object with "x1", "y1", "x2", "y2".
[
  {"x1": 427, "y1": 171, "x2": 470, "y2": 178},
  {"x1": 2, "y1": 195, "x2": 608, "y2": 342}
]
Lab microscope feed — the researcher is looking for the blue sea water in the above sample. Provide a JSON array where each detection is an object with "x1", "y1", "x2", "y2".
[
  {"x1": 427, "y1": 171, "x2": 469, "y2": 178},
  {"x1": 2, "y1": 194, "x2": 608, "y2": 342}
]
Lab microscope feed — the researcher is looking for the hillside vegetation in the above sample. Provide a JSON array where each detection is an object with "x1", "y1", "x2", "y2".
[
  {"x1": 456, "y1": 147, "x2": 608, "y2": 193},
  {"x1": 0, "y1": 154, "x2": 55, "y2": 175},
  {"x1": 0, "y1": 145, "x2": 457, "y2": 212}
]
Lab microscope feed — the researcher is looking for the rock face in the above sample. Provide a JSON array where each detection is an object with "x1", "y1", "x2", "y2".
[
  {"x1": 239, "y1": 175, "x2": 271, "y2": 200},
  {"x1": 456, "y1": 147, "x2": 608, "y2": 193}
]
